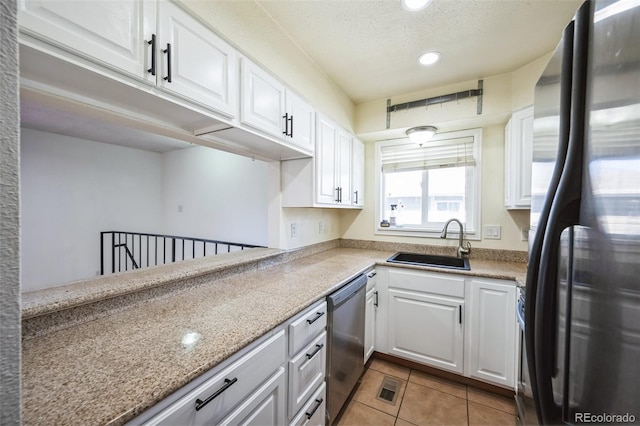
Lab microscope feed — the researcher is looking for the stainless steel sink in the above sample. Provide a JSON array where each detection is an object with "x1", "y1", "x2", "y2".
[{"x1": 387, "y1": 252, "x2": 470, "y2": 270}]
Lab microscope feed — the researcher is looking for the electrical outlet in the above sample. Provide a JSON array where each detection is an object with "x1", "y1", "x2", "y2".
[
  {"x1": 319, "y1": 221, "x2": 325, "y2": 234},
  {"x1": 483, "y1": 225, "x2": 502, "y2": 240},
  {"x1": 290, "y1": 223, "x2": 297, "y2": 238}
]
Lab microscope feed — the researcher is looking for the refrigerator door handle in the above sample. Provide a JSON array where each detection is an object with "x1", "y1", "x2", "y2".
[
  {"x1": 525, "y1": 17, "x2": 576, "y2": 426},
  {"x1": 533, "y1": 3, "x2": 591, "y2": 424}
]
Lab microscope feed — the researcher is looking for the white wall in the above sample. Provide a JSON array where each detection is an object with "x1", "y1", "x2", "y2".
[
  {"x1": 341, "y1": 56, "x2": 553, "y2": 252},
  {"x1": 21, "y1": 130, "x2": 271, "y2": 290},
  {"x1": 21, "y1": 128, "x2": 164, "y2": 291},
  {"x1": 161, "y1": 146, "x2": 268, "y2": 246}
]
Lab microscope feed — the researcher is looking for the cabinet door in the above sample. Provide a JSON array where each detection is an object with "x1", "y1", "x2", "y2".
[
  {"x1": 315, "y1": 115, "x2": 338, "y2": 205},
  {"x1": 289, "y1": 382, "x2": 326, "y2": 426},
  {"x1": 285, "y1": 90, "x2": 315, "y2": 153},
  {"x1": 351, "y1": 138, "x2": 365, "y2": 207},
  {"x1": 388, "y1": 288, "x2": 464, "y2": 374},
  {"x1": 505, "y1": 106, "x2": 533, "y2": 209},
  {"x1": 365, "y1": 287, "x2": 377, "y2": 363},
  {"x1": 467, "y1": 279, "x2": 517, "y2": 388},
  {"x1": 288, "y1": 332, "x2": 326, "y2": 419},
  {"x1": 19, "y1": 0, "x2": 155, "y2": 82},
  {"x1": 241, "y1": 58, "x2": 286, "y2": 137},
  {"x1": 218, "y1": 367, "x2": 286, "y2": 426},
  {"x1": 157, "y1": 2, "x2": 237, "y2": 117},
  {"x1": 337, "y1": 130, "x2": 353, "y2": 205}
]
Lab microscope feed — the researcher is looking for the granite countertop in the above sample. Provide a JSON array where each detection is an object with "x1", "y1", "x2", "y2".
[{"x1": 21, "y1": 246, "x2": 527, "y2": 426}]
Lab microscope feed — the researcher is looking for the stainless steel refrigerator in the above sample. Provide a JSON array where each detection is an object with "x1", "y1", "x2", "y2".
[{"x1": 523, "y1": 0, "x2": 640, "y2": 424}]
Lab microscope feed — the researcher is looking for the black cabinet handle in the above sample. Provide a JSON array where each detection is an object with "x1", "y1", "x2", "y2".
[
  {"x1": 147, "y1": 34, "x2": 156, "y2": 76},
  {"x1": 354, "y1": 190, "x2": 359, "y2": 205},
  {"x1": 459, "y1": 305, "x2": 462, "y2": 324},
  {"x1": 306, "y1": 343, "x2": 324, "y2": 360},
  {"x1": 305, "y1": 398, "x2": 324, "y2": 419},
  {"x1": 335, "y1": 187, "x2": 341, "y2": 203},
  {"x1": 306, "y1": 311, "x2": 324, "y2": 324},
  {"x1": 374, "y1": 290, "x2": 379, "y2": 307},
  {"x1": 282, "y1": 113, "x2": 289, "y2": 136},
  {"x1": 194, "y1": 377, "x2": 237, "y2": 411},
  {"x1": 163, "y1": 43, "x2": 172, "y2": 83},
  {"x1": 368, "y1": 271, "x2": 377, "y2": 278},
  {"x1": 288, "y1": 115, "x2": 294, "y2": 137}
]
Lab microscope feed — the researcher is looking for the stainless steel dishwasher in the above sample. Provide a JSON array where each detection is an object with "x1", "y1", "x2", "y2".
[{"x1": 326, "y1": 274, "x2": 367, "y2": 424}]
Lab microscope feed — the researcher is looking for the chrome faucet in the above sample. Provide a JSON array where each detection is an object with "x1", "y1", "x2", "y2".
[{"x1": 440, "y1": 218, "x2": 471, "y2": 258}]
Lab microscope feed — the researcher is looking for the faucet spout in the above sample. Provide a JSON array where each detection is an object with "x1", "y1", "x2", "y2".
[{"x1": 440, "y1": 218, "x2": 470, "y2": 258}]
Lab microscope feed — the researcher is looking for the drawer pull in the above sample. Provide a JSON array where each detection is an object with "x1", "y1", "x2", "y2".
[
  {"x1": 306, "y1": 311, "x2": 324, "y2": 325},
  {"x1": 306, "y1": 343, "x2": 324, "y2": 360},
  {"x1": 305, "y1": 398, "x2": 324, "y2": 419},
  {"x1": 194, "y1": 377, "x2": 237, "y2": 411}
]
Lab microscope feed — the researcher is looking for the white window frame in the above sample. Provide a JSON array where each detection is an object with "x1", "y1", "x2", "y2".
[{"x1": 374, "y1": 128, "x2": 482, "y2": 240}]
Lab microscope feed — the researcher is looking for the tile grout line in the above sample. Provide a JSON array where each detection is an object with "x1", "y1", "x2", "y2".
[{"x1": 394, "y1": 368, "x2": 411, "y2": 424}]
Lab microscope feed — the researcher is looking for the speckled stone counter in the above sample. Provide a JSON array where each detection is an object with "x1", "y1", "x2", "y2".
[{"x1": 21, "y1": 245, "x2": 527, "y2": 426}]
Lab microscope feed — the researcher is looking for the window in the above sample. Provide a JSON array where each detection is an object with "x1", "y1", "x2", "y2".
[{"x1": 375, "y1": 128, "x2": 482, "y2": 237}]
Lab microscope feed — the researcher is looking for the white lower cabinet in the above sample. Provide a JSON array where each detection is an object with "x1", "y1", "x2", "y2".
[
  {"x1": 380, "y1": 266, "x2": 517, "y2": 389},
  {"x1": 287, "y1": 301, "x2": 327, "y2": 424},
  {"x1": 466, "y1": 278, "x2": 517, "y2": 388},
  {"x1": 387, "y1": 269, "x2": 465, "y2": 374},
  {"x1": 288, "y1": 331, "x2": 326, "y2": 419},
  {"x1": 218, "y1": 367, "x2": 286, "y2": 426},
  {"x1": 289, "y1": 381, "x2": 326, "y2": 426},
  {"x1": 364, "y1": 270, "x2": 378, "y2": 363},
  {"x1": 142, "y1": 330, "x2": 286, "y2": 426}
]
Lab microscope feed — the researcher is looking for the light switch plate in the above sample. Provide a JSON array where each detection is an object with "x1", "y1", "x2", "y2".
[
  {"x1": 290, "y1": 223, "x2": 297, "y2": 238},
  {"x1": 484, "y1": 225, "x2": 502, "y2": 240}
]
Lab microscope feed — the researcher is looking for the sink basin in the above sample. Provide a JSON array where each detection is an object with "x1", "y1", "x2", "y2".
[{"x1": 387, "y1": 252, "x2": 470, "y2": 270}]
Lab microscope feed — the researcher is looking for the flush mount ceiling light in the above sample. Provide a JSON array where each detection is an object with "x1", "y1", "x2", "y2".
[
  {"x1": 406, "y1": 126, "x2": 438, "y2": 146},
  {"x1": 402, "y1": 0, "x2": 432, "y2": 12},
  {"x1": 418, "y1": 51, "x2": 441, "y2": 66}
]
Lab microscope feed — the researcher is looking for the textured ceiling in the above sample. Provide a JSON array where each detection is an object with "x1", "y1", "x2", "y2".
[{"x1": 256, "y1": 0, "x2": 583, "y2": 104}]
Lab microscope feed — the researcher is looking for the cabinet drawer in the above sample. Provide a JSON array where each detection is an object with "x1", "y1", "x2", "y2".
[
  {"x1": 388, "y1": 268, "x2": 465, "y2": 298},
  {"x1": 289, "y1": 381, "x2": 326, "y2": 426},
  {"x1": 289, "y1": 301, "x2": 327, "y2": 356},
  {"x1": 288, "y1": 331, "x2": 326, "y2": 419},
  {"x1": 145, "y1": 330, "x2": 285, "y2": 426},
  {"x1": 218, "y1": 367, "x2": 286, "y2": 426}
]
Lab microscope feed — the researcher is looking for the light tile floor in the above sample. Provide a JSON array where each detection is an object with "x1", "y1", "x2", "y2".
[{"x1": 337, "y1": 358, "x2": 516, "y2": 426}]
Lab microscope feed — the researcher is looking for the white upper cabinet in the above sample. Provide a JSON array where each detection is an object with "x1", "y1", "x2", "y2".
[
  {"x1": 281, "y1": 113, "x2": 363, "y2": 208},
  {"x1": 505, "y1": 106, "x2": 533, "y2": 209},
  {"x1": 241, "y1": 58, "x2": 315, "y2": 154},
  {"x1": 315, "y1": 114, "x2": 355, "y2": 206},
  {"x1": 157, "y1": 1, "x2": 237, "y2": 117},
  {"x1": 337, "y1": 129, "x2": 353, "y2": 205},
  {"x1": 18, "y1": 0, "x2": 156, "y2": 81},
  {"x1": 241, "y1": 58, "x2": 286, "y2": 137},
  {"x1": 285, "y1": 90, "x2": 315, "y2": 152},
  {"x1": 19, "y1": 0, "x2": 237, "y2": 118},
  {"x1": 351, "y1": 138, "x2": 365, "y2": 208},
  {"x1": 315, "y1": 115, "x2": 340, "y2": 205}
]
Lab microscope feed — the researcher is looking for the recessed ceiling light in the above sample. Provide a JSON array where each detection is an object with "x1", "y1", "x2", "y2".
[
  {"x1": 402, "y1": 0, "x2": 432, "y2": 12},
  {"x1": 418, "y1": 51, "x2": 441, "y2": 66}
]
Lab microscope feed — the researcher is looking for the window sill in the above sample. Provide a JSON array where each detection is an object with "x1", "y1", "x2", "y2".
[{"x1": 374, "y1": 226, "x2": 481, "y2": 241}]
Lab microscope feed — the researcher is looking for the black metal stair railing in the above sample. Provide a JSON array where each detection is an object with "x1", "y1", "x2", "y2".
[{"x1": 100, "y1": 231, "x2": 263, "y2": 275}]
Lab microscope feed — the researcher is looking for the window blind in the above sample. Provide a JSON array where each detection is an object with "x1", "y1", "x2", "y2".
[{"x1": 381, "y1": 136, "x2": 475, "y2": 172}]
